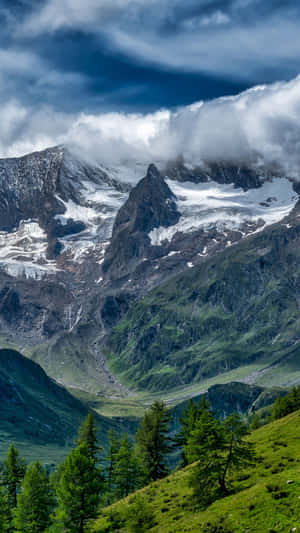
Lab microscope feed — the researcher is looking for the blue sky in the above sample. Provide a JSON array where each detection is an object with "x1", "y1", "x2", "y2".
[{"x1": 1, "y1": 1, "x2": 300, "y2": 165}]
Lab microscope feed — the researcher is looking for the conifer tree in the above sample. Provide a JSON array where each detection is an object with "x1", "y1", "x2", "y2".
[
  {"x1": 136, "y1": 401, "x2": 171, "y2": 482},
  {"x1": 273, "y1": 387, "x2": 300, "y2": 420},
  {"x1": 1, "y1": 444, "x2": 26, "y2": 508},
  {"x1": 55, "y1": 443, "x2": 103, "y2": 533},
  {"x1": 77, "y1": 412, "x2": 101, "y2": 461},
  {"x1": 185, "y1": 405, "x2": 225, "y2": 506},
  {"x1": 14, "y1": 461, "x2": 54, "y2": 533},
  {"x1": 114, "y1": 434, "x2": 140, "y2": 499}
]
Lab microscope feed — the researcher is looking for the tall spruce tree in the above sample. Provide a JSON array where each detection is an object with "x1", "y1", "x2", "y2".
[
  {"x1": 14, "y1": 461, "x2": 54, "y2": 533},
  {"x1": 136, "y1": 401, "x2": 171, "y2": 482},
  {"x1": 55, "y1": 443, "x2": 103, "y2": 533},
  {"x1": 1, "y1": 444, "x2": 26, "y2": 508}
]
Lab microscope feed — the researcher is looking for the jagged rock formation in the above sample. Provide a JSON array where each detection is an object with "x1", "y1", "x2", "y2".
[{"x1": 102, "y1": 164, "x2": 180, "y2": 280}]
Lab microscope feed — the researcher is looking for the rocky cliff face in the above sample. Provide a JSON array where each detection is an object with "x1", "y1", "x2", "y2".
[
  {"x1": 102, "y1": 164, "x2": 180, "y2": 280},
  {"x1": 0, "y1": 146, "x2": 298, "y2": 394}
]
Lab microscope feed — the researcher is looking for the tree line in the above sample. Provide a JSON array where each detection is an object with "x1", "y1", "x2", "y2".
[
  {"x1": 0, "y1": 398, "x2": 257, "y2": 532},
  {"x1": 272, "y1": 386, "x2": 300, "y2": 420}
]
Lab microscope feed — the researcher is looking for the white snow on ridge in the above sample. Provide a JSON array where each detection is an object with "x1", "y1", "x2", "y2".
[
  {"x1": 54, "y1": 179, "x2": 129, "y2": 262},
  {"x1": 149, "y1": 178, "x2": 297, "y2": 245},
  {"x1": 0, "y1": 221, "x2": 58, "y2": 280},
  {"x1": 55, "y1": 197, "x2": 99, "y2": 226}
]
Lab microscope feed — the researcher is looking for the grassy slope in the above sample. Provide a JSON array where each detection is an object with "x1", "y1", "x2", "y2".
[{"x1": 92, "y1": 410, "x2": 300, "y2": 533}]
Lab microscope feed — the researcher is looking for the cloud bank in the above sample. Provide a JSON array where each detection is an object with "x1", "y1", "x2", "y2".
[{"x1": 2, "y1": 75, "x2": 300, "y2": 177}]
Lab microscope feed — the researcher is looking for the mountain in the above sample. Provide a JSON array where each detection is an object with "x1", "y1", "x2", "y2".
[
  {"x1": 92, "y1": 410, "x2": 300, "y2": 533},
  {"x1": 105, "y1": 214, "x2": 300, "y2": 391},
  {"x1": 0, "y1": 146, "x2": 299, "y2": 397},
  {"x1": 0, "y1": 348, "x2": 135, "y2": 462}
]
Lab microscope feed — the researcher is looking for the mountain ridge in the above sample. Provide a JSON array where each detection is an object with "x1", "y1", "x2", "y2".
[{"x1": 0, "y1": 145, "x2": 299, "y2": 397}]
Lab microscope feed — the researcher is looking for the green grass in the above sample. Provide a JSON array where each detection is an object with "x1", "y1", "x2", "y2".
[
  {"x1": 68, "y1": 388, "x2": 145, "y2": 419},
  {"x1": 92, "y1": 410, "x2": 300, "y2": 532}
]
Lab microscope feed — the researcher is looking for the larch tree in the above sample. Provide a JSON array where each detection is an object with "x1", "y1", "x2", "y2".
[
  {"x1": 219, "y1": 412, "x2": 255, "y2": 493},
  {"x1": 55, "y1": 443, "x2": 103, "y2": 533},
  {"x1": 14, "y1": 461, "x2": 54, "y2": 533}
]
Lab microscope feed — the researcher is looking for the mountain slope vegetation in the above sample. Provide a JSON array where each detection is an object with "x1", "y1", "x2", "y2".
[
  {"x1": 92, "y1": 409, "x2": 300, "y2": 532},
  {"x1": 106, "y1": 217, "x2": 300, "y2": 391}
]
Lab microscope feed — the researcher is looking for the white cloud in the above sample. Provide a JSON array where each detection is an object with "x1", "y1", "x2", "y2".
[
  {"x1": 3, "y1": 76, "x2": 300, "y2": 178},
  {"x1": 21, "y1": 0, "x2": 155, "y2": 34},
  {"x1": 20, "y1": 1, "x2": 300, "y2": 79}
]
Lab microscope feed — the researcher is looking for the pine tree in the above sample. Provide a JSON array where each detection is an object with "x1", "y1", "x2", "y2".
[
  {"x1": 1, "y1": 444, "x2": 26, "y2": 508},
  {"x1": 55, "y1": 443, "x2": 103, "y2": 533},
  {"x1": 136, "y1": 401, "x2": 171, "y2": 482},
  {"x1": 219, "y1": 412, "x2": 255, "y2": 493},
  {"x1": 104, "y1": 429, "x2": 120, "y2": 504},
  {"x1": 114, "y1": 434, "x2": 140, "y2": 499},
  {"x1": 77, "y1": 412, "x2": 101, "y2": 461},
  {"x1": 14, "y1": 461, "x2": 54, "y2": 533}
]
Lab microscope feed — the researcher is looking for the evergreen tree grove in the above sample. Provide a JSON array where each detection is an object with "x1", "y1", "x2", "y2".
[{"x1": 273, "y1": 386, "x2": 300, "y2": 420}]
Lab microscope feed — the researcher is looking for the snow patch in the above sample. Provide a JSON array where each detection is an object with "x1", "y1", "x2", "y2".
[
  {"x1": 0, "y1": 221, "x2": 58, "y2": 279},
  {"x1": 149, "y1": 178, "x2": 297, "y2": 245}
]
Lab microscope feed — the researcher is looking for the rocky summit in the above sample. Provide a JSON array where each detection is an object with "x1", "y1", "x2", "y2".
[{"x1": 0, "y1": 146, "x2": 299, "y2": 394}]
